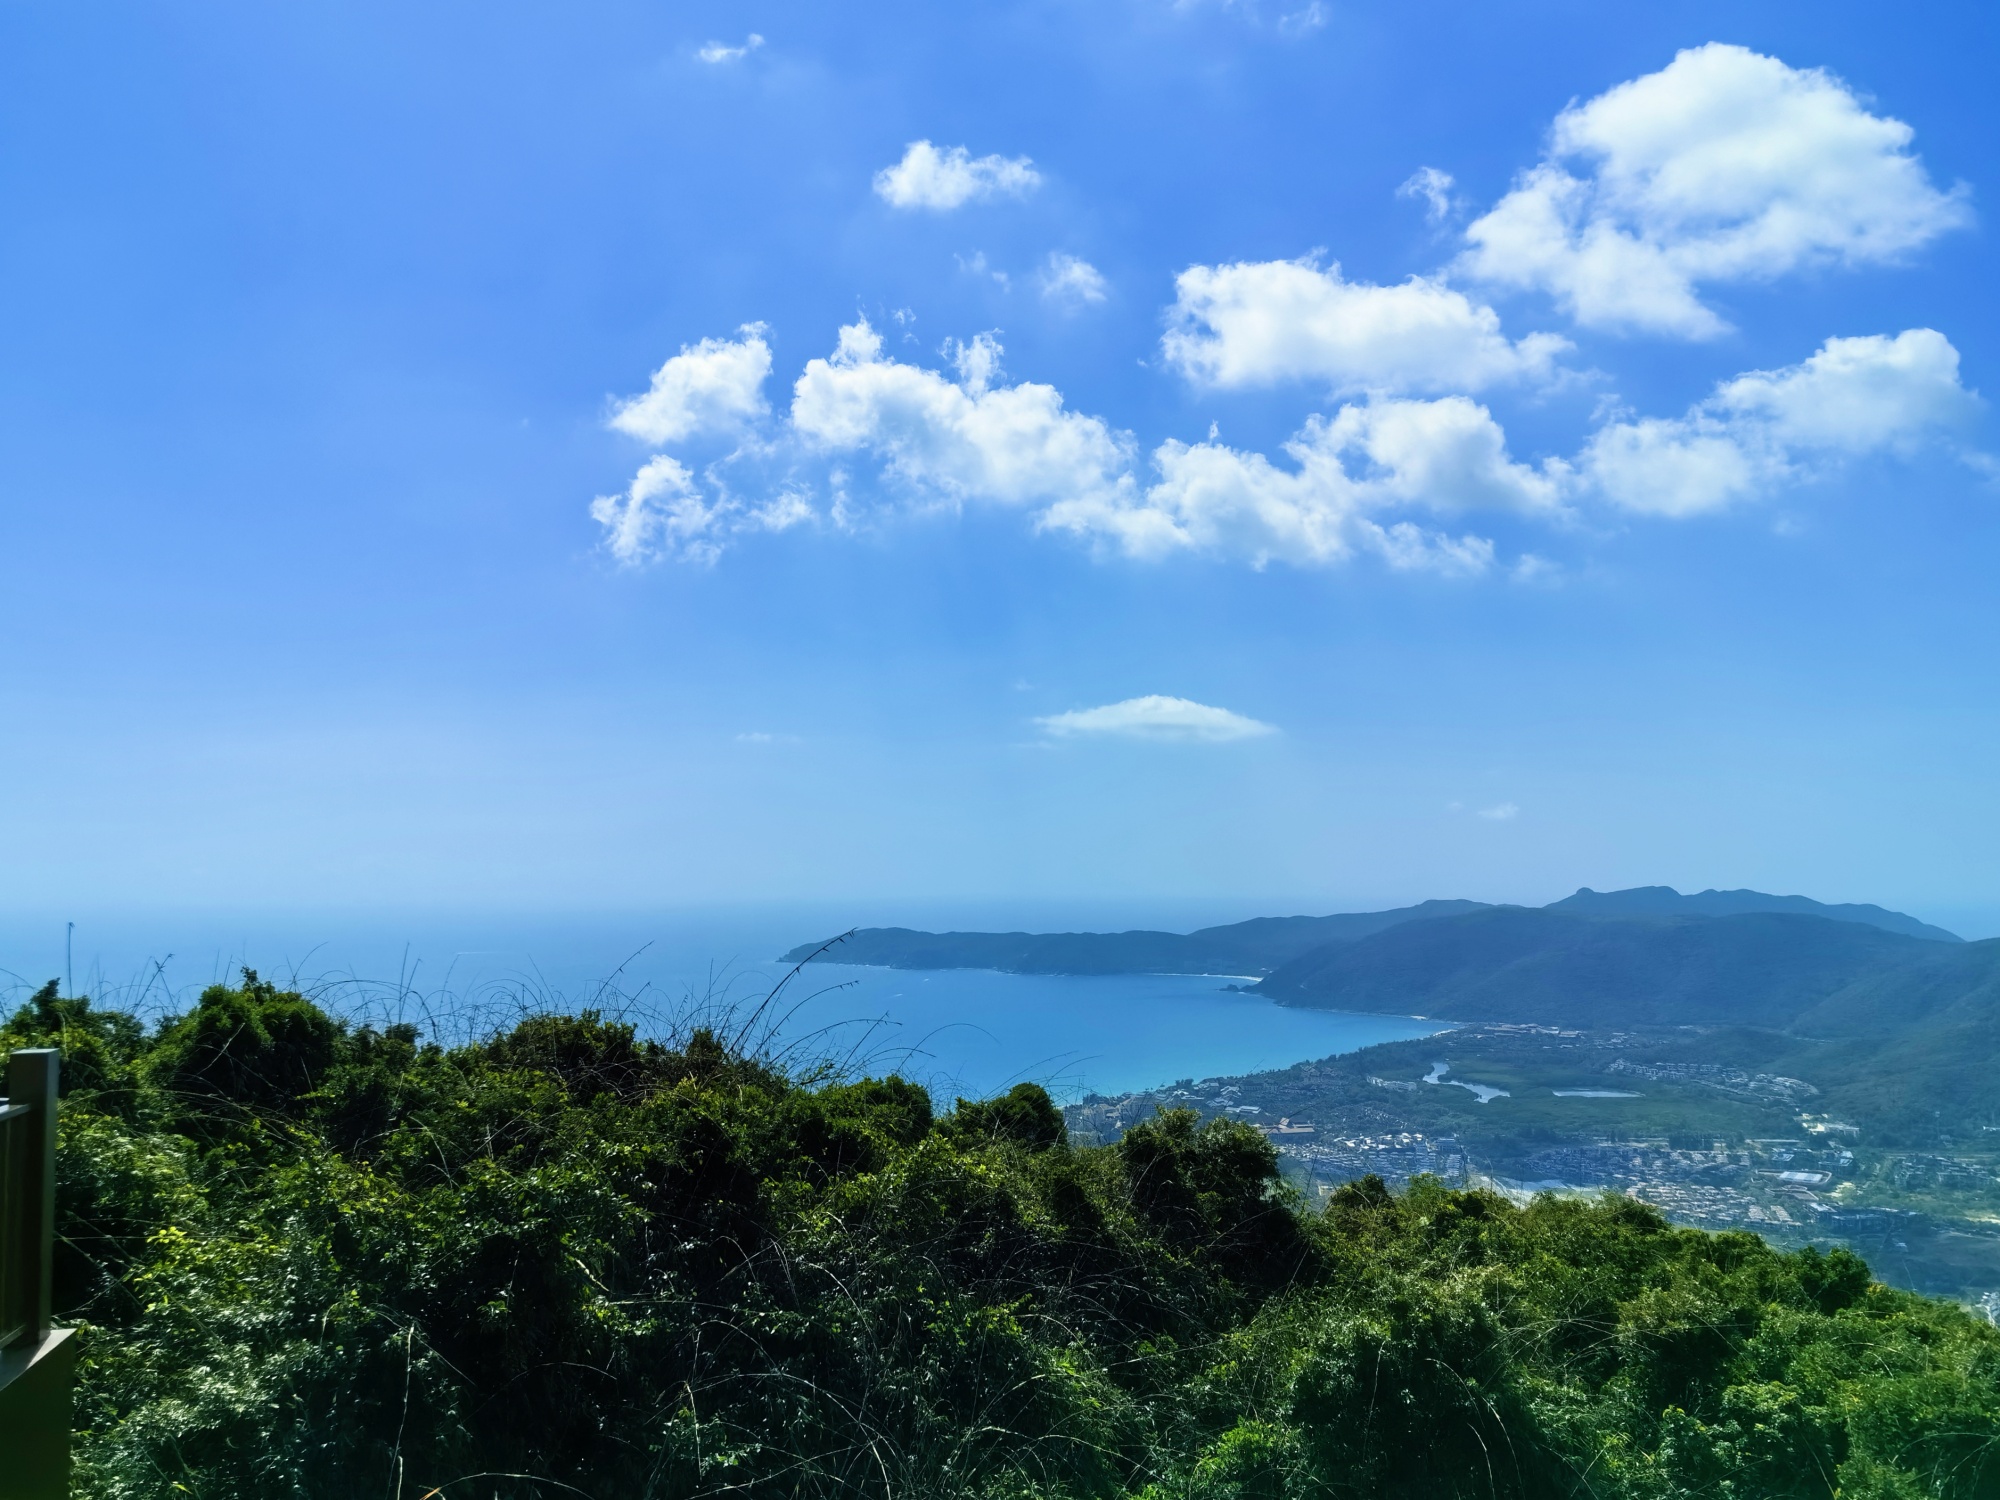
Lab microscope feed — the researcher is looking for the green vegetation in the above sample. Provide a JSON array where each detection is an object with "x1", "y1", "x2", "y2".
[
  {"x1": 1546, "y1": 888, "x2": 1962, "y2": 944},
  {"x1": 1144, "y1": 1027, "x2": 1802, "y2": 1164},
  {"x1": 1070, "y1": 1021, "x2": 2000, "y2": 1305},
  {"x1": 781, "y1": 901, "x2": 1487, "y2": 976},
  {"x1": 1254, "y1": 911, "x2": 2000, "y2": 1145},
  {"x1": 783, "y1": 888, "x2": 1960, "y2": 980},
  {"x1": 1257, "y1": 909, "x2": 1989, "y2": 1027},
  {"x1": 11, "y1": 975, "x2": 2000, "y2": 1498}
]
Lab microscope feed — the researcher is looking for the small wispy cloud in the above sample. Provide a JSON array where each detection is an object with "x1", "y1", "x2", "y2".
[
  {"x1": 957, "y1": 250, "x2": 1010, "y2": 289},
  {"x1": 698, "y1": 34, "x2": 764, "y2": 64},
  {"x1": 1477, "y1": 802, "x2": 1520, "y2": 821},
  {"x1": 1035, "y1": 695, "x2": 1276, "y2": 743},
  {"x1": 1278, "y1": 2, "x2": 1328, "y2": 38},
  {"x1": 1183, "y1": 0, "x2": 1326, "y2": 37},
  {"x1": 1039, "y1": 253, "x2": 1109, "y2": 307},
  {"x1": 874, "y1": 141, "x2": 1041, "y2": 211},
  {"x1": 736, "y1": 730, "x2": 801, "y2": 745},
  {"x1": 1397, "y1": 166, "x2": 1458, "y2": 224}
]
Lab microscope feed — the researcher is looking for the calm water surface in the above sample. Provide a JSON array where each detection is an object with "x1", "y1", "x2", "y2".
[
  {"x1": 768, "y1": 964, "x2": 1438, "y2": 1100},
  {"x1": 1, "y1": 906, "x2": 1440, "y2": 1100}
]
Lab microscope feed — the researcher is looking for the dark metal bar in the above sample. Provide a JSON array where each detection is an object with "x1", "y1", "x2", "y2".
[
  {"x1": 0, "y1": 1048, "x2": 71, "y2": 1500},
  {"x1": 0, "y1": 1103, "x2": 21, "y2": 1350},
  {"x1": 5, "y1": 1050, "x2": 58, "y2": 1344}
]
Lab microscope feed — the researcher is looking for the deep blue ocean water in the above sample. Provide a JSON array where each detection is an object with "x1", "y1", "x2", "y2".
[{"x1": 0, "y1": 905, "x2": 1439, "y2": 1100}]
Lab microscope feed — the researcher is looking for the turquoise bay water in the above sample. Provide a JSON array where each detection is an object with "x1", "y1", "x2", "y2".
[
  {"x1": 0, "y1": 905, "x2": 1439, "y2": 1101},
  {"x1": 765, "y1": 964, "x2": 1438, "y2": 1100}
]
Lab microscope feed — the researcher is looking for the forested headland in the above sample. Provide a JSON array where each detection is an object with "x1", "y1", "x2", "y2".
[{"x1": 9, "y1": 973, "x2": 2000, "y2": 1499}]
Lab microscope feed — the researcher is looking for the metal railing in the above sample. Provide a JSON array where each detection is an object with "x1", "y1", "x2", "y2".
[
  {"x1": 0, "y1": 1049, "x2": 56, "y2": 1353},
  {"x1": 0, "y1": 1047, "x2": 69, "y2": 1500},
  {"x1": 0, "y1": 1101, "x2": 37, "y2": 1349}
]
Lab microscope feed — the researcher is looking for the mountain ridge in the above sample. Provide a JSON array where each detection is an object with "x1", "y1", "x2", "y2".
[
  {"x1": 1252, "y1": 906, "x2": 1979, "y2": 1032},
  {"x1": 781, "y1": 886, "x2": 1959, "y2": 978},
  {"x1": 1549, "y1": 884, "x2": 1961, "y2": 943},
  {"x1": 780, "y1": 899, "x2": 1489, "y2": 976}
]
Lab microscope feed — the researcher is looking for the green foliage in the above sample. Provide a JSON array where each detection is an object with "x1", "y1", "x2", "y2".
[
  {"x1": 9, "y1": 977, "x2": 2000, "y2": 1499},
  {"x1": 7, "y1": 979, "x2": 148, "y2": 1112},
  {"x1": 944, "y1": 1081, "x2": 1064, "y2": 1151},
  {"x1": 146, "y1": 971, "x2": 342, "y2": 1124}
]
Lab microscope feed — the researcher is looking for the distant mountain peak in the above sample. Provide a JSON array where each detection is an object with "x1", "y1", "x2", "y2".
[{"x1": 1546, "y1": 886, "x2": 1960, "y2": 944}]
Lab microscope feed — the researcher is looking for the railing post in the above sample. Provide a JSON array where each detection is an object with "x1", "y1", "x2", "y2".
[
  {"x1": 0, "y1": 1048, "x2": 75, "y2": 1500},
  {"x1": 10, "y1": 1049, "x2": 57, "y2": 1340}
]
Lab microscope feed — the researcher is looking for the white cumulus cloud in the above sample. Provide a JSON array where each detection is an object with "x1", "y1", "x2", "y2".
[
  {"x1": 1460, "y1": 43, "x2": 1971, "y2": 337},
  {"x1": 790, "y1": 320, "x2": 1135, "y2": 512},
  {"x1": 591, "y1": 288, "x2": 1981, "y2": 567},
  {"x1": 1162, "y1": 257, "x2": 1569, "y2": 395},
  {"x1": 1039, "y1": 253, "x2": 1109, "y2": 306},
  {"x1": 608, "y1": 325, "x2": 772, "y2": 445},
  {"x1": 592, "y1": 323, "x2": 816, "y2": 564},
  {"x1": 697, "y1": 34, "x2": 763, "y2": 64},
  {"x1": 1580, "y1": 328, "x2": 1980, "y2": 515},
  {"x1": 1044, "y1": 396, "x2": 1559, "y2": 570},
  {"x1": 1036, "y1": 695, "x2": 1276, "y2": 743},
  {"x1": 873, "y1": 141, "x2": 1041, "y2": 211},
  {"x1": 1478, "y1": 802, "x2": 1520, "y2": 821},
  {"x1": 782, "y1": 328, "x2": 1557, "y2": 572}
]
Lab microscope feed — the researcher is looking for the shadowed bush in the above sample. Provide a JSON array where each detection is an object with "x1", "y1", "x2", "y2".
[{"x1": 944, "y1": 1080, "x2": 1065, "y2": 1151}]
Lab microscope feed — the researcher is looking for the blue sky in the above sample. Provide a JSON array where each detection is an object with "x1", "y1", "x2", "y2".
[{"x1": 2, "y1": 1, "x2": 1996, "y2": 933}]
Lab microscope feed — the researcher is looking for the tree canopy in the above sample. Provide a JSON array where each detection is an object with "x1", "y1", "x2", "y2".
[{"x1": 7, "y1": 975, "x2": 2000, "y2": 1499}]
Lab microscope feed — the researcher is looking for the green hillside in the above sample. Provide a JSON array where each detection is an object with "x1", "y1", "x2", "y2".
[
  {"x1": 781, "y1": 899, "x2": 1488, "y2": 975},
  {"x1": 1547, "y1": 886, "x2": 1963, "y2": 943},
  {"x1": 1252, "y1": 911, "x2": 2000, "y2": 1146},
  {"x1": 779, "y1": 889, "x2": 1955, "y2": 980},
  {"x1": 1788, "y1": 942, "x2": 2000, "y2": 1138},
  {"x1": 14, "y1": 975, "x2": 2000, "y2": 1499},
  {"x1": 1256, "y1": 908, "x2": 1970, "y2": 1031}
]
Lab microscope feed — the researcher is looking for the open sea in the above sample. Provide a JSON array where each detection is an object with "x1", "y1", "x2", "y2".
[{"x1": 0, "y1": 904, "x2": 1441, "y2": 1101}]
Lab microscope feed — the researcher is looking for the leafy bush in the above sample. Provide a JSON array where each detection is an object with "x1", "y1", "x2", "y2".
[{"x1": 7, "y1": 976, "x2": 2000, "y2": 1498}]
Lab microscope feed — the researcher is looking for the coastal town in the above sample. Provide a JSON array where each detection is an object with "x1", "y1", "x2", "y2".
[{"x1": 1064, "y1": 1043, "x2": 2000, "y2": 1308}]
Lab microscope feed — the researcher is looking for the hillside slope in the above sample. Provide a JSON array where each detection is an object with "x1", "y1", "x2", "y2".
[
  {"x1": 781, "y1": 887, "x2": 1953, "y2": 978},
  {"x1": 782, "y1": 899, "x2": 1488, "y2": 975},
  {"x1": 1549, "y1": 884, "x2": 1962, "y2": 942},
  {"x1": 1255, "y1": 907, "x2": 1945, "y2": 1030},
  {"x1": 1788, "y1": 938, "x2": 2000, "y2": 1135}
]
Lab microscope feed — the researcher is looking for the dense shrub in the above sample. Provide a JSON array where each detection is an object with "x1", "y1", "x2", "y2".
[{"x1": 7, "y1": 976, "x2": 2000, "y2": 1498}]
